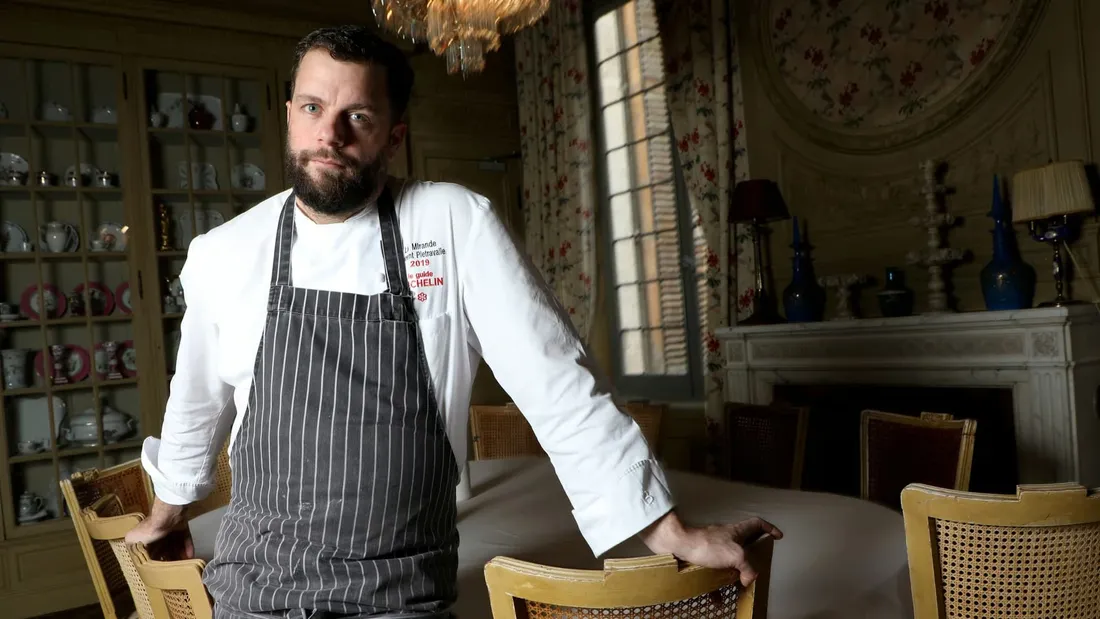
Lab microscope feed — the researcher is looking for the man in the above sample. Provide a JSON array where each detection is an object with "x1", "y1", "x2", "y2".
[{"x1": 127, "y1": 24, "x2": 781, "y2": 619}]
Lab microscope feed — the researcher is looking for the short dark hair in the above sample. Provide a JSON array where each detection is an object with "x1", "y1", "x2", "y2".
[{"x1": 290, "y1": 25, "x2": 414, "y2": 124}]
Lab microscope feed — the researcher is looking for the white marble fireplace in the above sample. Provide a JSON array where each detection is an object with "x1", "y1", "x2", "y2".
[{"x1": 716, "y1": 306, "x2": 1100, "y2": 487}]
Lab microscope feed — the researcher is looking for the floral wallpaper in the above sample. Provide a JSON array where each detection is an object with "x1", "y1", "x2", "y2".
[
  {"x1": 770, "y1": 0, "x2": 1018, "y2": 128},
  {"x1": 514, "y1": 0, "x2": 597, "y2": 339}
]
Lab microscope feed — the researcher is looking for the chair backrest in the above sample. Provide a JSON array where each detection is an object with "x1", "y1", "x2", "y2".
[
  {"x1": 186, "y1": 443, "x2": 232, "y2": 519},
  {"x1": 80, "y1": 493, "x2": 157, "y2": 619},
  {"x1": 901, "y1": 482, "x2": 1100, "y2": 618},
  {"x1": 484, "y1": 536, "x2": 774, "y2": 618},
  {"x1": 861, "y1": 410, "x2": 977, "y2": 510},
  {"x1": 724, "y1": 402, "x2": 809, "y2": 489},
  {"x1": 621, "y1": 401, "x2": 666, "y2": 455},
  {"x1": 131, "y1": 544, "x2": 212, "y2": 619},
  {"x1": 470, "y1": 404, "x2": 544, "y2": 460},
  {"x1": 59, "y1": 458, "x2": 153, "y2": 619}
]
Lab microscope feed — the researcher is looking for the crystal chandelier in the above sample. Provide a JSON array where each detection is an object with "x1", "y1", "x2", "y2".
[{"x1": 371, "y1": 0, "x2": 550, "y2": 75}]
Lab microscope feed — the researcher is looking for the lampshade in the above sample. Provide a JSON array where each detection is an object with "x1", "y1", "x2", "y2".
[
  {"x1": 1010, "y1": 161, "x2": 1095, "y2": 223},
  {"x1": 730, "y1": 179, "x2": 790, "y2": 223}
]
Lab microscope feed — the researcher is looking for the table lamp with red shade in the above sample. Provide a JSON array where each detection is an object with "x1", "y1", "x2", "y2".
[{"x1": 730, "y1": 179, "x2": 790, "y2": 325}]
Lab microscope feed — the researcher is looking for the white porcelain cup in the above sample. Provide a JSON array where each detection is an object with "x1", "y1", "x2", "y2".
[
  {"x1": 455, "y1": 460, "x2": 472, "y2": 502},
  {"x1": 17, "y1": 439, "x2": 45, "y2": 454}
]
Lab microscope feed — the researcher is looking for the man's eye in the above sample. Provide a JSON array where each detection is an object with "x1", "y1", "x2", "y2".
[{"x1": 304, "y1": 104, "x2": 320, "y2": 113}]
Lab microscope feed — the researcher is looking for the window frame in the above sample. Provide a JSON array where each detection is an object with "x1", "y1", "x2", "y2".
[{"x1": 584, "y1": 0, "x2": 705, "y2": 402}]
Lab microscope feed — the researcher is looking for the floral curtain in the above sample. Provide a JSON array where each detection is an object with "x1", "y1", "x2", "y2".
[
  {"x1": 513, "y1": 1, "x2": 597, "y2": 339},
  {"x1": 655, "y1": 0, "x2": 754, "y2": 441}
]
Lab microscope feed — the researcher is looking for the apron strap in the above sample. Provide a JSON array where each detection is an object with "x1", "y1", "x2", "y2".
[
  {"x1": 377, "y1": 185, "x2": 410, "y2": 296},
  {"x1": 271, "y1": 191, "x2": 297, "y2": 288},
  {"x1": 270, "y1": 185, "x2": 408, "y2": 296}
]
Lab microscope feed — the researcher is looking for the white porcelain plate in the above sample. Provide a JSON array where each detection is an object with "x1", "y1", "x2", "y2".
[
  {"x1": 95, "y1": 222, "x2": 127, "y2": 251},
  {"x1": 0, "y1": 152, "x2": 29, "y2": 177},
  {"x1": 1, "y1": 220, "x2": 29, "y2": 252},
  {"x1": 231, "y1": 163, "x2": 265, "y2": 191}
]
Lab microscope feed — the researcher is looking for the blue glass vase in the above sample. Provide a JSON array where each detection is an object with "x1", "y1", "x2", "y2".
[
  {"x1": 782, "y1": 216, "x2": 825, "y2": 322},
  {"x1": 980, "y1": 175, "x2": 1035, "y2": 311}
]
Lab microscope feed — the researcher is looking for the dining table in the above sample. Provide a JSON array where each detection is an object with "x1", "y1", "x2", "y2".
[{"x1": 189, "y1": 457, "x2": 914, "y2": 619}]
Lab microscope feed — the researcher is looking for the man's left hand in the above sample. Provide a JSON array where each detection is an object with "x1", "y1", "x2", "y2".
[{"x1": 639, "y1": 511, "x2": 782, "y2": 586}]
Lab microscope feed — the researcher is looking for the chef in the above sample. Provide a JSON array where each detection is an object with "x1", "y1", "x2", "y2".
[{"x1": 126, "y1": 24, "x2": 781, "y2": 619}]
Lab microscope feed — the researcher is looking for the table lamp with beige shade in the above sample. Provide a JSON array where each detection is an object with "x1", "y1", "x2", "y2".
[{"x1": 1011, "y1": 160, "x2": 1096, "y2": 307}]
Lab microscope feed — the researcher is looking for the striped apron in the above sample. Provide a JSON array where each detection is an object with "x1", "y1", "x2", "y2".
[{"x1": 204, "y1": 188, "x2": 459, "y2": 619}]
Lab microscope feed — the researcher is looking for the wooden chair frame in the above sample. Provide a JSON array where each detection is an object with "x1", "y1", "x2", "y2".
[
  {"x1": 860, "y1": 410, "x2": 977, "y2": 502},
  {"x1": 484, "y1": 536, "x2": 773, "y2": 618},
  {"x1": 724, "y1": 402, "x2": 810, "y2": 490},
  {"x1": 80, "y1": 494, "x2": 157, "y2": 619},
  {"x1": 901, "y1": 482, "x2": 1100, "y2": 618},
  {"x1": 131, "y1": 544, "x2": 213, "y2": 619},
  {"x1": 186, "y1": 443, "x2": 233, "y2": 519},
  {"x1": 621, "y1": 400, "x2": 666, "y2": 456},
  {"x1": 470, "y1": 404, "x2": 544, "y2": 460},
  {"x1": 59, "y1": 459, "x2": 154, "y2": 619}
]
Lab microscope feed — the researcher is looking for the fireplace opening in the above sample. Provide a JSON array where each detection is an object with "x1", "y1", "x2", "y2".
[{"x1": 772, "y1": 384, "x2": 1019, "y2": 498}]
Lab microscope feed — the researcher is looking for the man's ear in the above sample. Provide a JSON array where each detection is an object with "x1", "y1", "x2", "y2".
[{"x1": 387, "y1": 121, "x2": 409, "y2": 158}]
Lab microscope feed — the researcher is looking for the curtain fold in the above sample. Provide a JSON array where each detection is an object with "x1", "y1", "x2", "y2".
[
  {"x1": 514, "y1": 1, "x2": 598, "y2": 340},
  {"x1": 655, "y1": 0, "x2": 753, "y2": 460}
]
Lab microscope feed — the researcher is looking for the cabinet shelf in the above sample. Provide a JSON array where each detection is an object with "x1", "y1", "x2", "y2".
[
  {"x1": 8, "y1": 440, "x2": 144, "y2": 464},
  {"x1": 0, "y1": 186, "x2": 123, "y2": 196},
  {"x1": 0, "y1": 315, "x2": 133, "y2": 330},
  {"x1": 0, "y1": 251, "x2": 129, "y2": 262},
  {"x1": 1, "y1": 378, "x2": 139, "y2": 397}
]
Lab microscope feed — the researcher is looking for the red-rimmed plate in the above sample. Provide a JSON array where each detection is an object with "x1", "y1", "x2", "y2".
[
  {"x1": 73, "y1": 281, "x2": 114, "y2": 316},
  {"x1": 115, "y1": 281, "x2": 132, "y2": 315},
  {"x1": 33, "y1": 345, "x2": 90, "y2": 383},
  {"x1": 20, "y1": 283, "x2": 66, "y2": 320},
  {"x1": 118, "y1": 340, "x2": 137, "y2": 378}
]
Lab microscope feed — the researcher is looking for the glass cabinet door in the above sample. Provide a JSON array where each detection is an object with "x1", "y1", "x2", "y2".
[
  {"x1": 0, "y1": 46, "x2": 142, "y2": 539},
  {"x1": 132, "y1": 60, "x2": 282, "y2": 424}
]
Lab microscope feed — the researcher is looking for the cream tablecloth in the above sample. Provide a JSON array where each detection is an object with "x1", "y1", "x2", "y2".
[{"x1": 190, "y1": 457, "x2": 913, "y2": 619}]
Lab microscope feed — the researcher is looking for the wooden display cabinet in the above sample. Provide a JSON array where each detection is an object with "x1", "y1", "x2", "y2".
[{"x1": 0, "y1": 39, "x2": 284, "y2": 617}]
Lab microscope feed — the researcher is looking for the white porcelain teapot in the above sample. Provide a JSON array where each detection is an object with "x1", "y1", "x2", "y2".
[
  {"x1": 63, "y1": 401, "x2": 135, "y2": 445},
  {"x1": 18, "y1": 491, "x2": 46, "y2": 521}
]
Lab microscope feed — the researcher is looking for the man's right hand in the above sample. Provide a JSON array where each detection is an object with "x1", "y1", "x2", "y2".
[{"x1": 125, "y1": 498, "x2": 195, "y2": 561}]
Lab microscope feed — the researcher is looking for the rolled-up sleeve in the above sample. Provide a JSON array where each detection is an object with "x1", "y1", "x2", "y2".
[
  {"x1": 141, "y1": 233, "x2": 236, "y2": 505},
  {"x1": 458, "y1": 199, "x2": 675, "y2": 557}
]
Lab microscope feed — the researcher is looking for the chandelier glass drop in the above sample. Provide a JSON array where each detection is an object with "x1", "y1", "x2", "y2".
[{"x1": 371, "y1": 0, "x2": 550, "y2": 74}]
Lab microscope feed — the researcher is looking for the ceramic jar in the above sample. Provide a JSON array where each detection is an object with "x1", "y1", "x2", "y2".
[
  {"x1": 45, "y1": 221, "x2": 68, "y2": 252},
  {"x1": 2, "y1": 348, "x2": 28, "y2": 389},
  {"x1": 231, "y1": 103, "x2": 249, "y2": 132}
]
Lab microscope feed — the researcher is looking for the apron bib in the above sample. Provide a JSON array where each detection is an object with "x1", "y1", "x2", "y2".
[{"x1": 204, "y1": 187, "x2": 459, "y2": 618}]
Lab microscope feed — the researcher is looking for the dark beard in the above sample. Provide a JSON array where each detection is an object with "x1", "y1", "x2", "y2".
[{"x1": 284, "y1": 145, "x2": 384, "y2": 216}]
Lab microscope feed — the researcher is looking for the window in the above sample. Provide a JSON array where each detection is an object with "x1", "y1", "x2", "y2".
[{"x1": 587, "y1": 0, "x2": 704, "y2": 400}]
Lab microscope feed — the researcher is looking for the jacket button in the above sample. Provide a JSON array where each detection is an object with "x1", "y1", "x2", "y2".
[{"x1": 644, "y1": 492, "x2": 654, "y2": 505}]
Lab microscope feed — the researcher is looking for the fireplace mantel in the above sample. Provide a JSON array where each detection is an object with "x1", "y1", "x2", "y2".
[{"x1": 716, "y1": 306, "x2": 1100, "y2": 487}]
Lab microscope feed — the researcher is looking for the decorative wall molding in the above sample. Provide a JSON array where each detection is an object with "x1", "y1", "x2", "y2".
[
  {"x1": 717, "y1": 306, "x2": 1100, "y2": 487},
  {"x1": 774, "y1": 67, "x2": 1054, "y2": 235},
  {"x1": 748, "y1": 0, "x2": 1049, "y2": 154}
]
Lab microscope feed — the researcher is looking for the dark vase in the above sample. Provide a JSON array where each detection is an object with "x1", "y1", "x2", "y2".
[
  {"x1": 782, "y1": 216, "x2": 826, "y2": 322},
  {"x1": 876, "y1": 267, "x2": 914, "y2": 317},
  {"x1": 980, "y1": 175, "x2": 1036, "y2": 311},
  {"x1": 188, "y1": 102, "x2": 215, "y2": 130}
]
